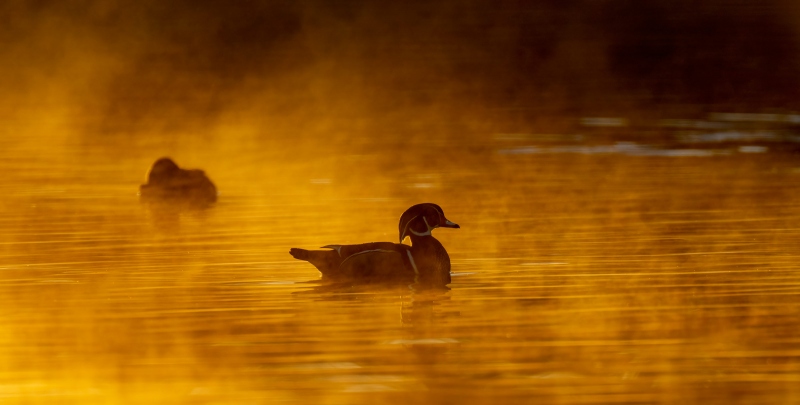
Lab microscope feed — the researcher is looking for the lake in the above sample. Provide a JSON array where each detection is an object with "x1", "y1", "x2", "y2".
[{"x1": 1, "y1": 116, "x2": 799, "y2": 404}]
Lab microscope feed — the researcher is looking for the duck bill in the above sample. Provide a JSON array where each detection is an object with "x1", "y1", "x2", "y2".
[{"x1": 441, "y1": 219, "x2": 460, "y2": 229}]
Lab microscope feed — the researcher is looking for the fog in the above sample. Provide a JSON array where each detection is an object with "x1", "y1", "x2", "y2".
[{"x1": 3, "y1": 0, "x2": 799, "y2": 144}]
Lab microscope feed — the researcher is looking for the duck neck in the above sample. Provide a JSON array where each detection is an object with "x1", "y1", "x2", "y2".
[
  {"x1": 409, "y1": 233, "x2": 437, "y2": 248},
  {"x1": 407, "y1": 233, "x2": 450, "y2": 286}
]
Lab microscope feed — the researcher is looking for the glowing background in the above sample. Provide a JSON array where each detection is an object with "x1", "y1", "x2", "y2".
[{"x1": 1, "y1": 1, "x2": 800, "y2": 404}]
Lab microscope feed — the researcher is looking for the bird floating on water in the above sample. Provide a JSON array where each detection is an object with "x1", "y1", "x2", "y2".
[
  {"x1": 139, "y1": 157, "x2": 217, "y2": 203},
  {"x1": 290, "y1": 203, "x2": 459, "y2": 287}
]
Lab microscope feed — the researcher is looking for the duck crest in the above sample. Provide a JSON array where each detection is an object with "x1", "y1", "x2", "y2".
[{"x1": 399, "y1": 203, "x2": 454, "y2": 243}]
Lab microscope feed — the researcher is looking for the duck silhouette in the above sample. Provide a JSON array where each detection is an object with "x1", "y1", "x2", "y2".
[
  {"x1": 139, "y1": 157, "x2": 217, "y2": 203},
  {"x1": 290, "y1": 203, "x2": 459, "y2": 286}
]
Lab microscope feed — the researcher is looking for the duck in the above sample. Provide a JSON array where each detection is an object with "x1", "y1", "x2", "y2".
[
  {"x1": 289, "y1": 203, "x2": 459, "y2": 286},
  {"x1": 139, "y1": 157, "x2": 217, "y2": 202}
]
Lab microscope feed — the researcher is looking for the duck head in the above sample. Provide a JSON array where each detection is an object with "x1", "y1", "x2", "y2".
[
  {"x1": 399, "y1": 203, "x2": 460, "y2": 242},
  {"x1": 147, "y1": 157, "x2": 180, "y2": 184}
]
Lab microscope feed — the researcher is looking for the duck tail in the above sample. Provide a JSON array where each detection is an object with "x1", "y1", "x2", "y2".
[
  {"x1": 289, "y1": 248, "x2": 310, "y2": 261},
  {"x1": 289, "y1": 247, "x2": 343, "y2": 275}
]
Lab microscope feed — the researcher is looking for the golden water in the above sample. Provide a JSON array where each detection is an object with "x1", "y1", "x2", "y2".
[{"x1": 1, "y1": 127, "x2": 799, "y2": 404}]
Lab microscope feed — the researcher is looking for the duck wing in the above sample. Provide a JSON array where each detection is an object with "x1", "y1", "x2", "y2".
[
  {"x1": 290, "y1": 242, "x2": 412, "y2": 281},
  {"x1": 337, "y1": 248, "x2": 412, "y2": 282}
]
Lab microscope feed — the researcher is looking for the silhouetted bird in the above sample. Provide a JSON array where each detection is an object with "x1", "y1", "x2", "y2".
[
  {"x1": 290, "y1": 203, "x2": 459, "y2": 286},
  {"x1": 139, "y1": 157, "x2": 217, "y2": 203}
]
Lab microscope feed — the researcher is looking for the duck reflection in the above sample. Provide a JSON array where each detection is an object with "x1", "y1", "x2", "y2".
[
  {"x1": 297, "y1": 279, "x2": 450, "y2": 298},
  {"x1": 139, "y1": 157, "x2": 217, "y2": 204},
  {"x1": 140, "y1": 196, "x2": 214, "y2": 231},
  {"x1": 295, "y1": 279, "x2": 454, "y2": 325},
  {"x1": 400, "y1": 289, "x2": 455, "y2": 325},
  {"x1": 290, "y1": 203, "x2": 459, "y2": 289}
]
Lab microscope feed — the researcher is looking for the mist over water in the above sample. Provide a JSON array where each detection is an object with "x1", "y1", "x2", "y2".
[
  {"x1": 4, "y1": 1, "x2": 800, "y2": 137},
  {"x1": 2, "y1": 1, "x2": 800, "y2": 404}
]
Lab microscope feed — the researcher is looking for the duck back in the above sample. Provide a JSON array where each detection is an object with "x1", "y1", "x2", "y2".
[{"x1": 290, "y1": 242, "x2": 412, "y2": 281}]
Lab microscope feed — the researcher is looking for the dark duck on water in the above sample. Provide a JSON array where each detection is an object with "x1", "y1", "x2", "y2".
[
  {"x1": 290, "y1": 203, "x2": 459, "y2": 286},
  {"x1": 139, "y1": 157, "x2": 217, "y2": 203}
]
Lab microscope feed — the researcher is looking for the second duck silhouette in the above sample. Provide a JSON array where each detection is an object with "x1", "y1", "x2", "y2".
[
  {"x1": 290, "y1": 203, "x2": 459, "y2": 286},
  {"x1": 139, "y1": 157, "x2": 217, "y2": 203}
]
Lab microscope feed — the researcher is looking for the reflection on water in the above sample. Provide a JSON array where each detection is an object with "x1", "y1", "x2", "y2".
[
  {"x1": 1, "y1": 119, "x2": 800, "y2": 404},
  {"x1": 499, "y1": 142, "x2": 729, "y2": 157}
]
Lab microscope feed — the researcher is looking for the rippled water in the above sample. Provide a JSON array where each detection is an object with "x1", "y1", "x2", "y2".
[{"x1": 2, "y1": 121, "x2": 800, "y2": 404}]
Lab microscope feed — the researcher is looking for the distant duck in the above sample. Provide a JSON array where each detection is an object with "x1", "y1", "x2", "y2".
[
  {"x1": 139, "y1": 157, "x2": 217, "y2": 202},
  {"x1": 290, "y1": 203, "x2": 459, "y2": 286}
]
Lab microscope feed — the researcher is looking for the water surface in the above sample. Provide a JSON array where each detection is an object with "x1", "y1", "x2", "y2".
[{"x1": 1, "y1": 123, "x2": 799, "y2": 404}]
